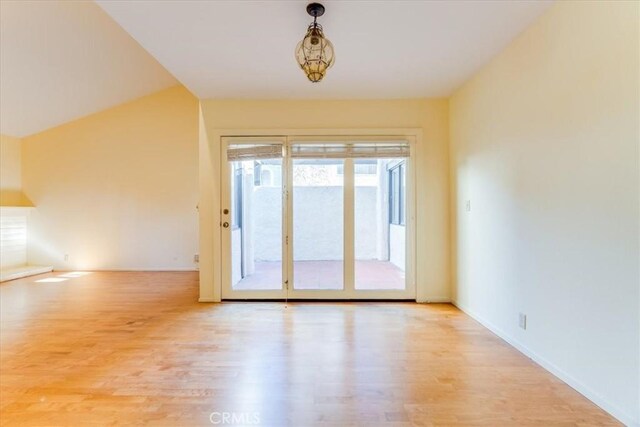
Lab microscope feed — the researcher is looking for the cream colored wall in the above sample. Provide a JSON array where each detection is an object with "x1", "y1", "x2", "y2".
[
  {"x1": 199, "y1": 99, "x2": 450, "y2": 302},
  {"x1": 0, "y1": 134, "x2": 30, "y2": 206},
  {"x1": 22, "y1": 86, "x2": 199, "y2": 270},
  {"x1": 0, "y1": 134, "x2": 21, "y2": 191},
  {"x1": 450, "y1": 1, "x2": 639, "y2": 425}
]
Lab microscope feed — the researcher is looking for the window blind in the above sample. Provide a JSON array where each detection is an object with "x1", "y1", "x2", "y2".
[
  {"x1": 226, "y1": 144, "x2": 284, "y2": 161},
  {"x1": 227, "y1": 141, "x2": 410, "y2": 160},
  {"x1": 290, "y1": 142, "x2": 410, "y2": 159}
]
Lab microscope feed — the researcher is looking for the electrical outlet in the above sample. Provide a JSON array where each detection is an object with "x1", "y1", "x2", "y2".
[
  {"x1": 519, "y1": 313, "x2": 527, "y2": 330},
  {"x1": 64, "y1": 254, "x2": 69, "y2": 262},
  {"x1": 465, "y1": 200, "x2": 471, "y2": 212},
  {"x1": 194, "y1": 254, "x2": 199, "y2": 263}
]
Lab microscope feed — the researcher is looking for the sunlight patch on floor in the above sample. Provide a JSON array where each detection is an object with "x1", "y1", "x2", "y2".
[{"x1": 35, "y1": 278, "x2": 67, "y2": 283}]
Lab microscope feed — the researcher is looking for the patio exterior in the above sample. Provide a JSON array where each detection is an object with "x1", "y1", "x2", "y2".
[
  {"x1": 233, "y1": 260, "x2": 405, "y2": 291},
  {"x1": 230, "y1": 158, "x2": 407, "y2": 293}
]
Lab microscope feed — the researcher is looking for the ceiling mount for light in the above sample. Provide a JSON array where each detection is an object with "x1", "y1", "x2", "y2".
[
  {"x1": 295, "y1": 2, "x2": 335, "y2": 83},
  {"x1": 306, "y1": 2, "x2": 325, "y2": 19}
]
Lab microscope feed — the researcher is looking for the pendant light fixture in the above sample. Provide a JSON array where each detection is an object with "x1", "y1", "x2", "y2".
[{"x1": 295, "y1": 3, "x2": 335, "y2": 83}]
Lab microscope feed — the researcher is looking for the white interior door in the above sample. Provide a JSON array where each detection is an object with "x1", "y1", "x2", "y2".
[{"x1": 221, "y1": 137, "x2": 415, "y2": 300}]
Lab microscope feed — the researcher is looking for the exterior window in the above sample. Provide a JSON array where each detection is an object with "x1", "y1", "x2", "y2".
[
  {"x1": 400, "y1": 164, "x2": 406, "y2": 225},
  {"x1": 232, "y1": 167, "x2": 243, "y2": 229},
  {"x1": 389, "y1": 162, "x2": 406, "y2": 226},
  {"x1": 337, "y1": 161, "x2": 377, "y2": 175},
  {"x1": 253, "y1": 161, "x2": 262, "y2": 186}
]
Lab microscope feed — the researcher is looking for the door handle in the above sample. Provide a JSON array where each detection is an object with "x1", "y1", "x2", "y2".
[{"x1": 222, "y1": 222, "x2": 229, "y2": 228}]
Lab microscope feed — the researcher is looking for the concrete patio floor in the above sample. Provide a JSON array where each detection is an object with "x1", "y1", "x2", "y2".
[{"x1": 234, "y1": 260, "x2": 405, "y2": 290}]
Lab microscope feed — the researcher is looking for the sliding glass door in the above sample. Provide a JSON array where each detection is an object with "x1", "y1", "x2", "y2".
[
  {"x1": 354, "y1": 159, "x2": 406, "y2": 291},
  {"x1": 292, "y1": 159, "x2": 344, "y2": 290},
  {"x1": 221, "y1": 137, "x2": 414, "y2": 300}
]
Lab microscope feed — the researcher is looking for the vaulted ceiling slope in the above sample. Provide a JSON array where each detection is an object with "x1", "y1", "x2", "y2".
[
  {"x1": 96, "y1": 0, "x2": 553, "y2": 100},
  {"x1": 0, "y1": 1, "x2": 177, "y2": 137}
]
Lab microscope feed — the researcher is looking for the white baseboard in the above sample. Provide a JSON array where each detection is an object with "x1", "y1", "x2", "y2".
[
  {"x1": 0, "y1": 265, "x2": 53, "y2": 282},
  {"x1": 198, "y1": 297, "x2": 219, "y2": 303},
  {"x1": 451, "y1": 300, "x2": 638, "y2": 427}
]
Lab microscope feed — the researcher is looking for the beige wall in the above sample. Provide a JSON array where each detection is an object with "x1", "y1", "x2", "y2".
[
  {"x1": 450, "y1": 1, "x2": 639, "y2": 425},
  {"x1": 0, "y1": 134, "x2": 30, "y2": 206},
  {"x1": 22, "y1": 86, "x2": 199, "y2": 270},
  {"x1": 199, "y1": 99, "x2": 450, "y2": 302}
]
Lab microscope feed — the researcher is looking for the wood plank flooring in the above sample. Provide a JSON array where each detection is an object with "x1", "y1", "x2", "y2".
[{"x1": 0, "y1": 271, "x2": 619, "y2": 426}]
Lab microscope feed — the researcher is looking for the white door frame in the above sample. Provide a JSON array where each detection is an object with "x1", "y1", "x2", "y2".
[
  {"x1": 217, "y1": 129, "x2": 420, "y2": 301},
  {"x1": 220, "y1": 136, "x2": 288, "y2": 300}
]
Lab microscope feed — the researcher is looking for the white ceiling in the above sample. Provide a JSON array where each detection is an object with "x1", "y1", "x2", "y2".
[
  {"x1": 96, "y1": 0, "x2": 553, "y2": 100},
  {"x1": 0, "y1": 1, "x2": 177, "y2": 137},
  {"x1": 1, "y1": 1, "x2": 554, "y2": 137}
]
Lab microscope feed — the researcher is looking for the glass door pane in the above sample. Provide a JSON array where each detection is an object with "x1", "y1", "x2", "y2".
[
  {"x1": 292, "y1": 159, "x2": 344, "y2": 290},
  {"x1": 354, "y1": 159, "x2": 406, "y2": 290},
  {"x1": 230, "y1": 158, "x2": 283, "y2": 290}
]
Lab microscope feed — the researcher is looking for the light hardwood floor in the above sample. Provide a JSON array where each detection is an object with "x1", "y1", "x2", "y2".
[{"x1": 0, "y1": 271, "x2": 619, "y2": 426}]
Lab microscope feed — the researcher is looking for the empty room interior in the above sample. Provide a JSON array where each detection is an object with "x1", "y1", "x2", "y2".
[{"x1": 0, "y1": 0, "x2": 638, "y2": 426}]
